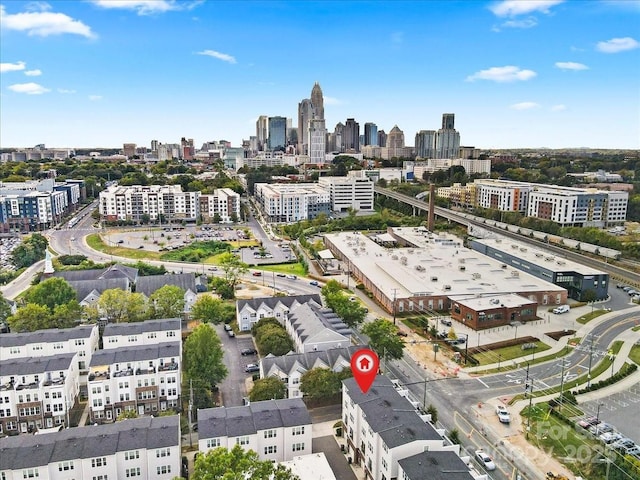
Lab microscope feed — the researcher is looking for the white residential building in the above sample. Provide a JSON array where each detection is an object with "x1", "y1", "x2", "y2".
[
  {"x1": 254, "y1": 183, "x2": 331, "y2": 223},
  {"x1": 0, "y1": 353, "x2": 80, "y2": 435},
  {"x1": 0, "y1": 325, "x2": 99, "y2": 385},
  {"x1": 198, "y1": 398, "x2": 312, "y2": 462},
  {"x1": 318, "y1": 172, "x2": 374, "y2": 213},
  {"x1": 342, "y1": 375, "x2": 460, "y2": 480},
  {"x1": 236, "y1": 294, "x2": 322, "y2": 332},
  {"x1": 199, "y1": 187, "x2": 241, "y2": 223},
  {"x1": 260, "y1": 346, "x2": 360, "y2": 398},
  {"x1": 0, "y1": 415, "x2": 181, "y2": 480},
  {"x1": 283, "y1": 303, "x2": 352, "y2": 353},
  {"x1": 102, "y1": 318, "x2": 181, "y2": 355},
  {"x1": 87, "y1": 342, "x2": 181, "y2": 423},
  {"x1": 474, "y1": 179, "x2": 532, "y2": 213},
  {"x1": 98, "y1": 184, "x2": 199, "y2": 222}
]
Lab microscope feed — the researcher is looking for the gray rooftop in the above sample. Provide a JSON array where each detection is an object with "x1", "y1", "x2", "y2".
[
  {"x1": 236, "y1": 294, "x2": 323, "y2": 313},
  {"x1": 68, "y1": 277, "x2": 130, "y2": 302},
  {"x1": 287, "y1": 303, "x2": 352, "y2": 344},
  {"x1": 103, "y1": 318, "x2": 181, "y2": 337},
  {"x1": 135, "y1": 273, "x2": 195, "y2": 297},
  {"x1": 398, "y1": 451, "x2": 474, "y2": 480},
  {"x1": 261, "y1": 346, "x2": 362, "y2": 377},
  {"x1": 89, "y1": 342, "x2": 180, "y2": 367},
  {"x1": 197, "y1": 398, "x2": 311, "y2": 440},
  {"x1": 0, "y1": 325, "x2": 96, "y2": 348},
  {"x1": 0, "y1": 415, "x2": 179, "y2": 470},
  {"x1": 1, "y1": 353, "x2": 76, "y2": 377},
  {"x1": 343, "y1": 376, "x2": 442, "y2": 448}
]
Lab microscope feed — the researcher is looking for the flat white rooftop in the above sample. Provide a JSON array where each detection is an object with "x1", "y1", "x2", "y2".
[
  {"x1": 448, "y1": 293, "x2": 536, "y2": 311},
  {"x1": 471, "y1": 237, "x2": 605, "y2": 276},
  {"x1": 280, "y1": 453, "x2": 336, "y2": 480},
  {"x1": 325, "y1": 229, "x2": 565, "y2": 300}
]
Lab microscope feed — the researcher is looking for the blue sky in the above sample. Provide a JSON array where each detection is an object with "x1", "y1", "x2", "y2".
[{"x1": 1, "y1": 0, "x2": 639, "y2": 150}]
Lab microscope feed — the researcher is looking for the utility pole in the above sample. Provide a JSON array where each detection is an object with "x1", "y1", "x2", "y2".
[
  {"x1": 392, "y1": 289, "x2": 398, "y2": 325},
  {"x1": 526, "y1": 378, "x2": 534, "y2": 440},
  {"x1": 559, "y1": 359, "x2": 566, "y2": 408},
  {"x1": 587, "y1": 335, "x2": 595, "y2": 388},
  {"x1": 189, "y1": 379, "x2": 194, "y2": 448}
]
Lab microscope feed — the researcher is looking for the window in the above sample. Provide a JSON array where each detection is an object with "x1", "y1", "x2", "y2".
[
  {"x1": 91, "y1": 457, "x2": 107, "y2": 467},
  {"x1": 236, "y1": 436, "x2": 249, "y2": 445},
  {"x1": 206, "y1": 438, "x2": 221, "y2": 449},
  {"x1": 92, "y1": 476, "x2": 108, "y2": 480},
  {"x1": 264, "y1": 445, "x2": 277, "y2": 454},
  {"x1": 125, "y1": 467, "x2": 141, "y2": 477},
  {"x1": 156, "y1": 448, "x2": 170, "y2": 458},
  {"x1": 264, "y1": 429, "x2": 276, "y2": 438},
  {"x1": 292, "y1": 443, "x2": 305, "y2": 452},
  {"x1": 292, "y1": 426, "x2": 305, "y2": 436},
  {"x1": 125, "y1": 450, "x2": 139, "y2": 461},
  {"x1": 22, "y1": 469, "x2": 39, "y2": 478},
  {"x1": 157, "y1": 465, "x2": 171, "y2": 475},
  {"x1": 58, "y1": 461, "x2": 74, "y2": 471}
]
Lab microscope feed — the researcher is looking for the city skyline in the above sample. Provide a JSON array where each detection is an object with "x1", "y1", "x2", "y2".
[{"x1": 1, "y1": 0, "x2": 639, "y2": 150}]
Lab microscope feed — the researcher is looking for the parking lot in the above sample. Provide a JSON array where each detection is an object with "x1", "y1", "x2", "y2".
[
  {"x1": 0, "y1": 236, "x2": 22, "y2": 272},
  {"x1": 581, "y1": 383, "x2": 640, "y2": 444}
]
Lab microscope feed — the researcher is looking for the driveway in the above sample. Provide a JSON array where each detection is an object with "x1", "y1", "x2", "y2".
[
  {"x1": 217, "y1": 324, "x2": 259, "y2": 407},
  {"x1": 313, "y1": 436, "x2": 357, "y2": 480}
]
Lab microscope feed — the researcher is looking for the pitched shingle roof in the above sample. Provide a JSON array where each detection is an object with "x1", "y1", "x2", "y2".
[
  {"x1": 103, "y1": 318, "x2": 181, "y2": 337},
  {"x1": 89, "y1": 342, "x2": 180, "y2": 367},
  {"x1": 261, "y1": 346, "x2": 362, "y2": 378},
  {"x1": 287, "y1": 303, "x2": 352, "y2": 345},
  {"x1": 0, "y1": 325, "x2": 96, "y2": 348},
  {"x1": 68, "y1": 277, "x2": 130, "y2": 303},
  {"x1": 398, "y1": 451, "x2": 474, "y2": 480},
  {"x1": 1, "y1": 353, "x2": 76, "y2": 377},
  {"x1": 135, "y1": 273, "x2": 195, "y2": 297},
  {"x1": 0, "y1": 415, "x2": 179, "y2": 470},
  {"x1": 236, "y1": 294, "x2": 322, "y2": 314}
]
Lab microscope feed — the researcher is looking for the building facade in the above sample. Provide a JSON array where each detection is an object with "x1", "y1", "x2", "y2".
[
  {"x1": 318, "y1": 173, "x2": 375, "y2": 213},
  {"x1": 254, "y1": 183, "x2": 331, "y2": 223},
  {"x1": 199, "y1": 188, "x2": 241, "y2": 223},
  {"x1": 236, "y1": 294, "x2": 322, "y2": 332}
]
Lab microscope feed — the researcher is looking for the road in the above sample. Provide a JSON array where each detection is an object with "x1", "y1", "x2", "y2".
[{"x1": 216, "y1": 323, "x2": 260, "y2": 407}]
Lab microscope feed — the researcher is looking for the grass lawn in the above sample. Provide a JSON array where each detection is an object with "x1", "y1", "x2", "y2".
[
  {"x1": 86, "y1": 233, "x2": 162, "y2": 261},
  {"x1": 257, "y1": 263, "x2": 308, "y2": 277},
  {"x1": 576, "y1": 309, "x2": 608, "y2": 325},
  {"x1": 473, "y1": 341, "x2": 552, "y2": 367},
  {"x1": 630, "y1": 344, "x2": 640, "y2": 365}
]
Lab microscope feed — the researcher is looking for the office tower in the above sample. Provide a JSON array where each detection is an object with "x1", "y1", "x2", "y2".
[
  {"x1": 310, "y1": 82, "x2": 324, "y2": 120},
  {"x1": 298, "y1": 83, "x2": 326, "y2": 156},
  {"x1": 123, "y1": 143, "x2": 136, "y2": 158},
  {"x1": 343, "y1": 118, "x2": 360, "y2": 152},
  {"x1": 436, "y1": 113, "x2": 460, "y2": 159},
  {"x1": 256, "y1": 115, "x2": 269, "y2": 151},
  {"x1": 378, "y1": 130, "x2": 387, "y2": 148},
  {"x1": 287, "y1": 127, "x2": 298, "y2": 147},
  {"x1": 328, "y1": 122, "x2": 344, "y2": 152},
  {"x1": 364, "y1": 123, "x2": 378, "y2": 146},
  {"x1": 181, "y1": 137, "x2": 194, "y2": 160},
  {"x1": 150, "y1": 139, "x2": 158, "y2": 153},
  {"x1": 442, "y1": 113, "x2": 455, "y2": 130},
  {"x1": 309, "y1": 118, "x2": 326, "y2": 164},
  {"x1": 268, "y1": 116, "x2": 287, "y2": 151},
  {"x1": 415, "y1": 130, "x2": 437, "y2": 158},
  {"x1": 387, "y1": 125, "x2": 405, "y2": 149}
]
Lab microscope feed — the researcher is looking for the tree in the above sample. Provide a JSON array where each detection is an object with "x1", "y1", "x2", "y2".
[
  {"x1": 218, "y1": 252, "x2": 249, "y2": 293},
  {"x1": 149, "y1": 285, "x2": 185, "y2": 318},
  {"x1": 98, "y1": 289, "x2": 149, "y2": 323},
  {"x1": 300, "y1": 368, "x2": 352, "y2": 400},
  {"x1": 0, "y1": 291, "x2": 11, "y2": 324},
  {"x1": 361, "y1": 318, "x2": 405, "y2": 361},
  {"x1": 190, "y1": 295, "x2": 225, "y2": 323},
  {"x1": 7, "y1": 303, "x2": 52, "y2": 332},
  {"x1": 117, "y1": 409, "x2": 138, "y2": 421},
  {"x1": 52, "y1": 300, "x2": 83, "y2": 328},
  {"x1": 11, "y1": 234, "x2": 48, "y2": 269},
  {"x1": 249, "y1": 377, "x2": 286, "y2": 402},
  {"x1": 184, "y1": 324, "x2": 228, "y2": 388},
  {"x1": 254, "y1": 324, "x2": 294, "y2": 356},
  {"x1": 332, "y1": 298, "x2": 367, "y2": 328},
  {"x1": 192, "y1": 445, "x2": 299, "y2": 480},
  {"x1": 25, "y1": 277, "x2": 76, "y2": 312}
]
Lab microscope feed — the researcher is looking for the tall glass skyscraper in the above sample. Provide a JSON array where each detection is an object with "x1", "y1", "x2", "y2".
[
  {"x1": 268, "y1": 116, "x2": 287, "y2": 151},
  {"x1": 364, "y1": 122, "x2": 378, "y2": 146}
]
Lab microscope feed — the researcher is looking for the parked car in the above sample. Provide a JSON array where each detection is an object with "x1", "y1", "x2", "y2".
[
  {"x1": 440, "y1": 318, "x2": 452, "y2": 326},
  {"x1": 436, "y1": 331, "x2": 448, "y2": 340},
  {"x1": 224, "y1": 324, "x2": 233, "y2": 331},
  {"x1": 286, "y1": 274, "x2": 297, "y2": 280},
  {"x1": 475, "y1": 450, "x2": 496, "y2": 471},
  {"x1": 241, "y1": 348, "x2": 258, "y2": 356},
  {"x1": 496, "y1": 405, "x2": 511, "y2": 424},
  {"x1": 613, "y1": 438, "x2": 635, "y2": 452},
  {"x1": 577, "y1": 416, "x2": 601, "y2": 429},
  {"x1": 227, "y1": 330, "x2": 235, "y2": 338},
  {"x1": 589, "y1": 422, "x2": 613, "y2": 435},
  {"x1": 625, "y1": 446, "x2": 640, "y2": 458},
  {"x1": 244, "y1": 364, "x2": 260, "y2": 373},
  {"x1": 552, "y1": 305, "x2": 570, "y2": 314},
  {"x1": 396, "y1": 331, "x2": 408, "y2": 337},
  {"x1": 599, "y1": 432, "x2": 623, "y2": 444},
  {"x1": 276, "y1": 273, "x2": 286, "y2": 277},
  {"x1": 252, "y1": 271, "x2": 262, "y2": 277},
  {"x1": 309, "y1": 280, "x2": 319, "y2": 286}
]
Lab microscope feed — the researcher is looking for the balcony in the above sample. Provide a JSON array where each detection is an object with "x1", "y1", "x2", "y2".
[
  {"x1": 113, "y1": 368, "x2": 134, "y2": 378},
  {"x1": 158, "y1": 363, "x2": 178, "y2": 372},
  {"x1": 88, "y1": 371, "x2": 110, "y2": 381},
  {"x1": 16, "y1": 382, "x2": 39, "y2": 391},
  {"x1": 135, "y1": 367, "x2": 156, "y2": 375},
  {"x1": 42, "y1": 377, "x2": 65, "y2": 387}
]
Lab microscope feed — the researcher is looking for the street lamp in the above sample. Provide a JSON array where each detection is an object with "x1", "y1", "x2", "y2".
[{"x1": 596, "y1": 402, "x2": 604, "y2": 424}]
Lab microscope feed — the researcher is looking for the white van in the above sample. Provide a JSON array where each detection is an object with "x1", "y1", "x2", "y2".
[{"x1": 553, "y1": 305, "x2": 570, "y2": 314}]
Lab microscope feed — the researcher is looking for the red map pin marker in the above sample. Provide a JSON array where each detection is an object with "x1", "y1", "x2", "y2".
[{"x1": 351, "y1": 348, "x2": 379, "y2": 393}]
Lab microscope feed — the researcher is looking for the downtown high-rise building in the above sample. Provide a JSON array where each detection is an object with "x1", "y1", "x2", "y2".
[
  {"x1": 363, "y1": 123, "x2": 378, "y2": 146},
  {"x1": 256, "y1": 115, "x2": 269, "y2": 151},
  {"x1": 268, "y1": 116, "x2": 287, "y2": 151},
  {"x1": 377, "y1": 130, "x2": 387, "y2": 148},
  {"x1": 415, "y1": 130, "x2": 437, "y2": 158},
  {"x1": 297, "y1": 82, "x2": 326, "y2": 159},
  {"x1": 343, "y1": 118, "x2": 360, "y2": 152},
  {"x1": 436, "y1": 113, "x2": 460, "y2": 159}
]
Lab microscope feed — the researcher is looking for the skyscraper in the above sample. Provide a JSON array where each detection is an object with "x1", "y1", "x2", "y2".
[
  {"x1": 436, "y1": 113, "x2": 460, "y2": 159},
  {"x1": 364, "y1": 123, "x2": 378, "y2": 146},
  {"x1": 298, "y1": 83, "x2": 326, "y2": 156},
  {"x1": 377, "y1": 130, "x2": 387, "y2": 148},
  {"x1": 343, "y1": 118, "x2": 360, "y2": 152},
  {"x1": 415, "y1": 130, "x2": 437, "y2": 158},
  {"x1": 310, "y1": 82, "x2": 324, "y2": 120},
  {"x1": 442, "y1": 113, "x2": 455, "y2": 130},
  {"x1": 268, "y1": 116, "x2": 287, "y2": 151},
  {"x1": 256, "y1": 115, "x2": 269, "y2": 151},
  {"x1": 387, "y1": 125, "x2": 405, "y2": 149}
]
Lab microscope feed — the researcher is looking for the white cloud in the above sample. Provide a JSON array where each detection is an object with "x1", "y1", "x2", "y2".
[
  {"x1": 25, "y1": 69, "x2": 42, "y2": 76},
  {"x1": 489, "y1": 0, "x2": 564, "y2": 17},
  {"x1": 0, "y1": 4, "x2": 95, "y2": 38},
  {"x1": 500, "y1": 17, "x2": 538, "y2": 29},
  {"x1": 510, "y1": 102, "x2": 540, "y2": 110},
  {"x1": 88, "y1": 95, "x2": 103, "y2": 101},
  {"x1": 91, "y1": 0, "x2": 202, "y2": 15},
  {"x1": 323, "y1": 96, "x2": 341, "y2": 106},
  {"x1": 8, "y1": 82, "x2": 50, "y2": 94},
  {"x1": 551, "y1": 104, "x2": 567, "y2": 111},
  {"x1": 596, "y1": 37, "x2": 640, "y2": 53},
  {"x1": 57, "y1": 88, "x2": 76, "y2": 94},
  {"x1": 196, "y1": 49, "x2": 237, "y2": 64},
  {"x1": 555, "y1": 61, "x2": 589, "y2": 70},
  {"x1": 1, "y1": 61, "x2": 26, "y2": 73},
  {"x1": 466, "y1": 66, "x2": 537, "y2": 82}
]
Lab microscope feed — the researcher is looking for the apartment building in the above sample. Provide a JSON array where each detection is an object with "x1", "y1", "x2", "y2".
[
  {"x1": 102, "y1": 318, "x2": 181, "y2": 355},
  {"x1": 87, "y1": 342, "x2": 181, "y2": 423},
  {"x1": 342, "y1": 375, "x2": 460, "y2": 480},
  {"x1": 199, "y1": 187, "x2": 241, "y2": 223},
  {"x1": 0, "y1": 325, "x2": 99, "y2": 386},
  {"x1": 283, "y1": 303, "x2": 352, "y2": 353},
  {"x1": 0, "y1": 353, "x2": 80, "y2": 435},
  {"x1": 318, "y1": 172, "x2": 374, "y2": 213},
  {"x1": 398, "y1": 451, "x2": 480, "y2": 480},
  {"x1": 260, "y1": 346, "x2": 360, "y2": 398},
  {"x1": 98, "y1": 184, "x2": 199, "y2": 222},
  {"x1": 197, "y1": 398, "x2": 312, "y2": 462},
  {"x1": 0, "y1": 415, "x2": 181, "y2": 480},
  {"x1": 236, "y1": 294, "x2": 322, "y2": 332},
  {"x1": 254, "y1": 183, "x2": 331, "y2": 223}
]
